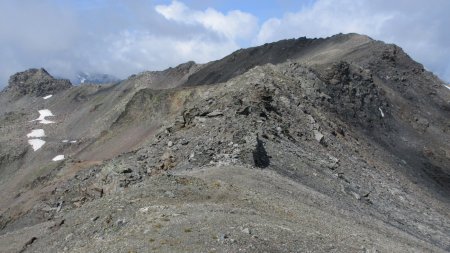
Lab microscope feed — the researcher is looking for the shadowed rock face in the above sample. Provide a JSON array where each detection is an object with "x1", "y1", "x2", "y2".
[
  {"x1": 253, "y1": 137, "x2": 270, "y2": 168},
  {"x1": 0, "y1": 34, "x2": 450, "y2": 252},
  {"x1": 313, "y1": 61, "x2": 389, "y2": 129},
  {"x1": 3, "y1": 68, "x2": 72, "y2": 97}
]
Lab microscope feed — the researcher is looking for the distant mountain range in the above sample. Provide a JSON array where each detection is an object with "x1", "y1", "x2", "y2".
[{"x1": 73, "y1": 71, "x2": 120, "y2": 84}]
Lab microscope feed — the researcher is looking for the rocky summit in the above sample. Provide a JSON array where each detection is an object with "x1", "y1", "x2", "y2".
[
  {"x1": 3, "y1": 68, "x2": 72, "y2": 97},
  {"x1": 0, "y1": 33, "x2": 449, "y2": 252}
]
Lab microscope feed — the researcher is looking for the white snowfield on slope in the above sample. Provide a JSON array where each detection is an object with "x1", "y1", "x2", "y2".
[
  {"x1": 33, "y1": 109, "x2": 55, "y2": 124},
  {"x1": 52, "y1": 155, "x2": 65, "y2": 161},
  {"x1": 28, "y1": 139, "x2": 46, "y2": 151},
  {"x1": 27, "y1": 129, "x2": 45, "y2": 138}
]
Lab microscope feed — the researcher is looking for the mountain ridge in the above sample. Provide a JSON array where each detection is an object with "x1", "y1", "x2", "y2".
[{"x1": 0, "y1": 33, "x2": 449, "y2": 252}]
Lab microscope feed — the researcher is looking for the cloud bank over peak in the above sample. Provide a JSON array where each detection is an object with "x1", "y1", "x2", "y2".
[
  {"x1": 256, "y1": 1, "x2": 395, "y2": 43},
  {"x1": 0, "y1": 0, "x2": 449, "y2": 87}
]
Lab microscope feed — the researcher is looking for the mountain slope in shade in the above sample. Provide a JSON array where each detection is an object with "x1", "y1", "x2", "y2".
[{"x1": 0, "y1": 33, "x2": 449, "y2": 252}]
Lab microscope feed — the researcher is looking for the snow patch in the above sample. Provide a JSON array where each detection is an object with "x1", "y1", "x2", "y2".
[
  {"x1": 445, "y1": 85, "x2": 450, "y2": 90},
  {"x1": 52, "y1": 155, "x2": 65, "y2": 161},
  {"x1": 62, "y1": 140, "x2": 69, "y2": 143},
  {"x1": 28, "y1": 139, "x2": 46, "y2": 151},
  {"x1": 27, "y1": 129, "x2": 45, "y2": 138},
  {"x1": 379, "y1": 107, "x2": 385, "y2": 118},
  {"x1": 40, "y1": 119, "x2": 54, "y2": 124},
  {"x1": 37, "y1": 109, "x2": 54, "y2": 118},
  {"x1": 33, "y1": 109, "x2": 55, "y2": 124},
  {"x1": 43, "y1": 95, "x2": 53, "y2": 100},
  {"x1": 70, "y1": 140, "x2": 77, "y2": 143}
]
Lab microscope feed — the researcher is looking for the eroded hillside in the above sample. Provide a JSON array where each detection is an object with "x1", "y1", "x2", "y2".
[{"x1": 0, "y1": 33, "x2": 449, "y2": 252}]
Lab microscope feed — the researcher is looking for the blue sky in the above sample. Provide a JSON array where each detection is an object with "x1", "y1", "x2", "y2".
[
  {"x1": 155, "y1": 0, "x2": 316, "y2": 20},
  {"x1": 0, "y1": 0, "x2": 449, "y2": 87},
  {"x1": 73, "y1": 0, "x2": 315, "y2": 20}
]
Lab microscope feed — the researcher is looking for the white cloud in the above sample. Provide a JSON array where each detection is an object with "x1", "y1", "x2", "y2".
[
  {"x1": 99, "y1": 30, "x2": 238, "y2": 77},
  {"x1": 155, "y1": 0, "x2": 258, "y2": 40},
  {"x1": 257, "y1": 1, "x2": 394, "y2": 43}
]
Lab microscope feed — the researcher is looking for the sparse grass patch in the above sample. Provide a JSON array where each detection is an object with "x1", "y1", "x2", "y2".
[{"x1": 211, "y1": 180, "x2": 222, "y2": 188}]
